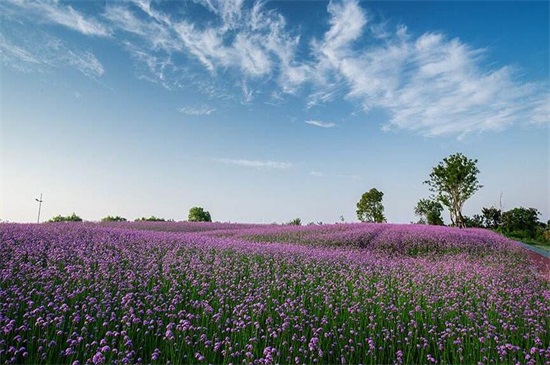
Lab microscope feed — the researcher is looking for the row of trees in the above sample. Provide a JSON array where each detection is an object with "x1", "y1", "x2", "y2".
[
  {"x1": 46, "y1": 152, "x2": 545, "y2": 238},
  {"x1": 355, "y1": 152, "x2": 548, "y2": 242},
  {"x1": 414, "y1": 202, "x2": 548, "y2": 238},
  {"x1": 356, "y1": 153, "x2": 482, "y2": 226},
  {"x1": 48, "y1": 207, "x2": 213, "y2": 223},
  {"x1": 464, "y1": 206, "x2": 548, "y2": 240}
]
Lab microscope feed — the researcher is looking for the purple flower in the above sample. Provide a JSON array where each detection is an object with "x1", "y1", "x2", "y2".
[{"x1": 92, "y1": 352, "x2": 105, "y2": 365}]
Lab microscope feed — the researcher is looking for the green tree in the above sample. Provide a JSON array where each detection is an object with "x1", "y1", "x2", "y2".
[
  {"x1": 462, "y1": 214, "x2": 484, "y2": 228},
  {"x1": 356, "y1": 188, "x2": 386, "y2": 223},
  {"x1": 48, "y1": 213, "x2": 83, "y2": 222},
  {"x1": 501, "y1": 207, "x2": 540, "y2": 238},
  {"x1": 101, "y1": 215, "x2": 127, "y2": 222},
  {"x1": 481, "y1": 206, "x2": 502, "y2": 229},
  {"x1": 188, "y1": 207, "x2": 212, "y2": 222},
  {"x1": 414, "y1": 199, "x2": 444, "y2": 225},
  {"x1": 424, "y1": 153, "x2": 482, "y2": 228}
]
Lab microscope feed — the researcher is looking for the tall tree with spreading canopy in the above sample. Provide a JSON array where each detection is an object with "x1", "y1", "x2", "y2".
[
  {"x1": 188, "y1": 207, "x2": 212, "y2": 222},
  {"x1": 356, "y1": 188, "x2": 386, "y2": 223},
  {"x1": 414, "y1": 199, "x2": 444, "y2": 225},
  {"x1": 425, "y1": 153, "x2": 482, "y2": 228}
]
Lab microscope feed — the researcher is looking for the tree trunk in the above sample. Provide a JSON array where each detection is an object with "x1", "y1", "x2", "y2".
[{"x1": 457, "y1": 211, "x2": 465, "y2": 228}]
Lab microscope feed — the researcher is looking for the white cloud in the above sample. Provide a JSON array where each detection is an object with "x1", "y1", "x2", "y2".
[
  {"x1": 127, "y1": 0, "x2": 549, "y2": 133},
  {"x1": 123, "y1": 41, "x2": 176, "y2": 89},
  {"x1": 215, "y1": 158, "x2": 292, "y2": 169},
  {"x1": 63, "y1": 49, "x2": 104, "y2": 78},
  {"x1": 233, "y1": 33, "x2": 272, "y2": 76},
  {"x1": 172, "y1": 23, "x2": 231, "y2": 73},
  {"x1": 0, "y1": 33, "x2": 103, "y2": 79},
  {"x1": 179, "y1": 105, "x2": 216, "y2": 116},
  {"x1": 310, "y1": 0, "x2": 549, "y2": 137},
  {"x1": 4, "y1": 0, "x2": 110, "y2": 37},
  {"x1": 103, "y1": 0, "x2": 303, "y2": 101},
  {"x1": 321, "y1": 0, "x2": 367, "y2": 63},
  {"x1": 240, "y1": 81, "x2": 254, "y2": 104},
  {"x1": 104, "y1": 5, "x2": 179, "y2": 51},
  {"x1": 305, "y1": 120, "x2": 336, "y2": 128},
  {"x1": 132, "y1": 0, "x2": 172, "y2": 27},
  {"x1": 193, "y1": 0, "x2": 245, "y2": 32},
  {"x1": 2, "y1": 0, "x2": 547, "y2": 136},
  {"x1": 310, "y1": 171, "x2": 323, "y2": 177},
  {"x1": 379, "y1": 35, "x2": 548, "y2": 136},
  {"x1": 530, "y1": 94, "x2": 550, "y2": 125},
  {"x1": 305, "y1": 0, "x2": 368, "y2": 107},
  {"x1": 0, "y1": 36, "x2": 41, "y2": 72}
]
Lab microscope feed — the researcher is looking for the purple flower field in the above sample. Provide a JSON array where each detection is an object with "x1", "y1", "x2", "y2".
[{"x1": 1, "y1": 222, "x2": 549, "y2": 364}]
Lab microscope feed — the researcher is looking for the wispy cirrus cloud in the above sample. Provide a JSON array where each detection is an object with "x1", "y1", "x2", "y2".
[
  {"x1": 0, "y1": 36, "x2": 41, "y2": 71},
  {"x1": 215, "y1": 158, "x2": 292, "y2": 170},
  {"x1": 61, "y1": 48, "x2": 104, "y2": 78},
  {"x1": 0, "y1": 33, "x2": 104, "y2": 79},
  {"x1": 305, "y1": 120, "x2": 336, "y2": 128},
  {"x1": 179, "y1": 105, "x2": 216, "y2": 116},
  {"x1": 123, "y1": 41, "x2": 177, "y2": 89},
  {"x1": 3, "y1": 0, "x2": 110, "y2": 37},
  {"x1": 104, "y1": 5, "x2": 179, "y2": 51},
  {"x1": 102, "y1": 0, "x2": 301, "y2": 99},
  {"x1": 1, "y1": 0, "x2": 547, "y2": 137},
  {"x1": 1, "y1": 1, "x2": 106, "y2": 80},
  {"x1": 310, "y1": 0, "x2": 549, "y2": 137}
]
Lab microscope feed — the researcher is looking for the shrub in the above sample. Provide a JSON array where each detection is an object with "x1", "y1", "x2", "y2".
[
  {"x1": 135, "y1": 216, "x2": 166, "y2": 222},
  {"x1": 48, "y1": 213, "x2": 83, "y2": 222},
  {"x1": 287, "y1": 218, "x2": 302, "y2": 226},
  {"x1": 101, "y1": 216, "x2": 127, "y2": 222}
]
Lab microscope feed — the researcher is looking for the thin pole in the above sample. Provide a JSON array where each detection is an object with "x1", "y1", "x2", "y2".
[{"x1": 36, "y1": 194, "x2": 43, "y2": 224}]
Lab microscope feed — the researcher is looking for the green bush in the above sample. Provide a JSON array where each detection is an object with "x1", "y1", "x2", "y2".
[
  {"x1": 286, "y1": 218, "x2": 302, "y2": 226},
  {"x1": 500, "y1": 207, "x2": 540, "y2": 239},
  {"x1": 101, "y1": 216, "x2": 127, "y2": 222},
  {"x1": 463, "y1": 214, "x2": 484, "y2": 228},
  {"x1": 48, "y1": 213, "x2": 83, "y2": 222}
]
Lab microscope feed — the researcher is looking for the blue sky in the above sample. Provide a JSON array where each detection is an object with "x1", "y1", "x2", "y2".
[{"x1": 1, "y1": 0, "x2": 548, "y2": 224}]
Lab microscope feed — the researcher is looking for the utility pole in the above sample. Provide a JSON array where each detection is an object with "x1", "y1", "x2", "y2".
[{"x1": 35, "y1": 194, "x2": 43, "y2": 224}]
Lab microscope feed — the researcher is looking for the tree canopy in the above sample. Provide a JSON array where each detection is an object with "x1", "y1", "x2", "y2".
[
  {"x1": 356, "y1": 188, "x2": 386, "y2": 223},
  {"x1": 481, "y1": 206, "x2": 502, "y2": 229},
  {"x1": 425, "y1": 153, "x2": 482, "y2": 228},
  {"x1": 188, "y1": 207, "x2": 212, "y2": 222},
  {"x1": 48, "y1": 213, "x2": 83, "y2": 222},
  {"x1": 501, "y1": 207, "x2": 541, "y2": 238},
  {"x1": 414, "y1": 199, "x2": 444, "y2": 225}
]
